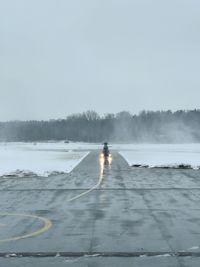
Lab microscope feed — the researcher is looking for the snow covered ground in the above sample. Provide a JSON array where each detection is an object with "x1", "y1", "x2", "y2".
[
  {"x1": 1, "y1": 142, "x2": 200, "y2": 177},
  {"x1": 0, "y1": 142, "x2": 89, "y2": 177},
  {"x1": 0, "y1": 141, "x2": 101, "y2": 152},
  {"x1": 119, "y1": 144, "x2": 200, "y2": 169}
]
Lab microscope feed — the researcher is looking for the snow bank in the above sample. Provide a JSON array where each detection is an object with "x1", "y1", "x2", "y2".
[
  {"x1": 0, "y1": 143, "x2": 89, "y2": 177},
  {"x1": 119, "y1": 144, "x2": 200, "y2": 169}
]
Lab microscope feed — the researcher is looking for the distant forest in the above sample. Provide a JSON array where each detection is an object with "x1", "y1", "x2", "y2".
[{"x1": 1, "y1": 110, "x2": 200, "y2": 143}]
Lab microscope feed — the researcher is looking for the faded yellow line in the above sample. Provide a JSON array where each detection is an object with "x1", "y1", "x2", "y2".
[
  {"x1": 66, "y1": 157, "x2": 106, "y2": 202},
  {"x1": 0, "y1": 155, "x2": 111, "y2": 242},
  {"x1": 0, "y1": 213, "x2": 52, "y2": 243},
  {"x1": 67, "y1": 173, "x2": 104, "y2": 202}
]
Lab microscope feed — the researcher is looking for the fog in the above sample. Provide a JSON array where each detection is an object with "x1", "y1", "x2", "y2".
[
  {"x1": 0, "y1": 0, "x2": 200, "y2": 121},
  {"x1": 0, "y1": 110, "x2": 199, "y2": 143},
  {"x1": 111, "y1": 111, "x2": 199, "y2": 143}
]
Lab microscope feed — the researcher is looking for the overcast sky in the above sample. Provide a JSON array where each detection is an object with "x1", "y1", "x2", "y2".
[{"x1": 0, "y1": 0, "x2": 200, "y2": 121}]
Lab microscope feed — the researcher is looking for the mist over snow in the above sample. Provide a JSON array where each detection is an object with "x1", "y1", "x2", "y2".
[{"x1": 0, "y1": 110, "x2": 199, "y2": 143}]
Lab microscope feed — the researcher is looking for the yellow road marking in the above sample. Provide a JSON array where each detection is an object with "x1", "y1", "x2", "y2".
[
  {"x1": 67, "y1": 172, "x2": 104, "y2": 202},
  {"x1": 0, "y1": 154, "x2": 111, "y2": 242},
  {"x1": 0, "y1": 213, "x2": 52, "y2": 243},
  {"x1": 66, "y1": 156, "x2": 107, "y2": 202}
]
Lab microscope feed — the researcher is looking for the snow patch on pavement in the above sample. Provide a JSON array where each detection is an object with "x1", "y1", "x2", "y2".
[
  {"x1": 188, "y1": 246, "x2": 199, "y2": 250},
  {"x1": 154, "y1": 254, "x2": 172, "y2": 257}
]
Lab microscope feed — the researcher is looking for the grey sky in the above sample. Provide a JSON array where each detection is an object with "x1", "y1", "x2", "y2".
[{"x1": 0, "y1": 0, "x2": 200, "y2": 121}]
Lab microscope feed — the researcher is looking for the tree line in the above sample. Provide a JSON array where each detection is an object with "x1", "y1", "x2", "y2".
[{"x1": 0, "y1": 110, "x2": 200, "y2": 143}]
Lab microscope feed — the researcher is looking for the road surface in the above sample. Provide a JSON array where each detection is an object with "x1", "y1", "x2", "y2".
[{"x1": 0, "y1": 151, "x2": 200, "y2": 266}]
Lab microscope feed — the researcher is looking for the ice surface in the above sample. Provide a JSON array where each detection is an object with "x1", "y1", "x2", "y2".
[
  {"x1": 119, "y1": 144, "x2": 200, "y2": 169},
  {"x1": 0, "y1": 142, "x2": 89, "y2": 177}
]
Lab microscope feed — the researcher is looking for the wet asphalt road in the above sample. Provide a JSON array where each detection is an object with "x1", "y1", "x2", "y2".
[{"x1": 1, "y1": 151, "x2": 200, "y2": 266}]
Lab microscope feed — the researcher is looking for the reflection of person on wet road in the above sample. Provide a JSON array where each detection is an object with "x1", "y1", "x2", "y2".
[{"x1": 103, "y1": 142, "x2": 110, "y2": 157}]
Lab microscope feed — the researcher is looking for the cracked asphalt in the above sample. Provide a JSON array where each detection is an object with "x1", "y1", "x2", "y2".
[{"x1": 0, "y1": 151, "x2": 200, "y2": 266}]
